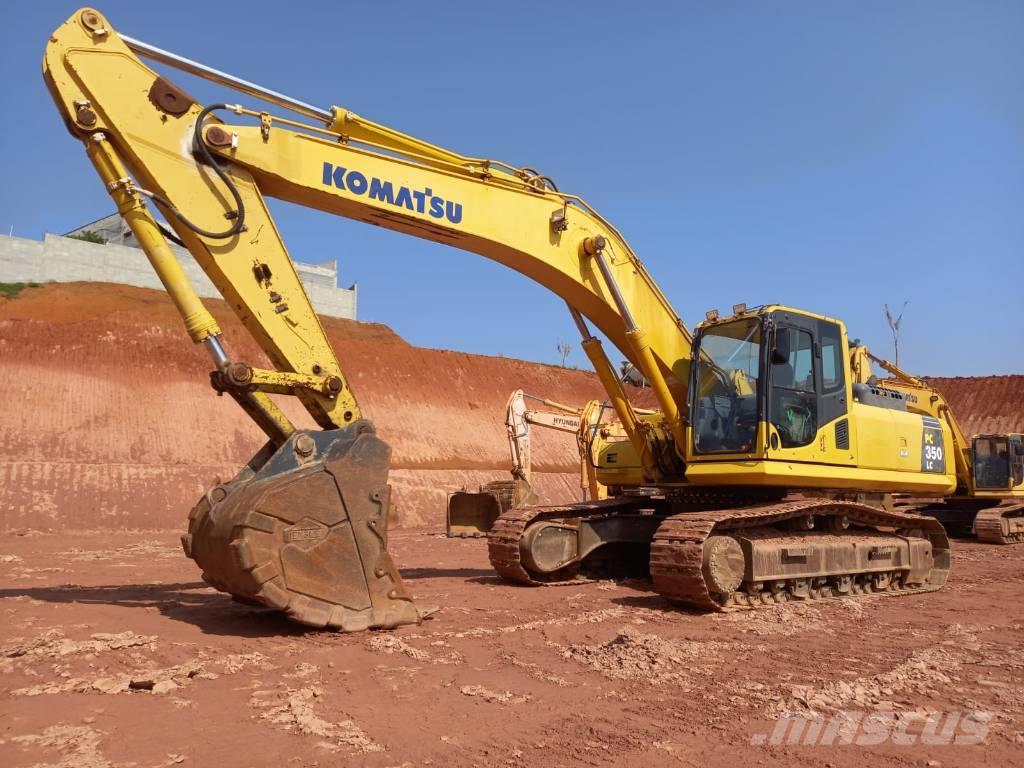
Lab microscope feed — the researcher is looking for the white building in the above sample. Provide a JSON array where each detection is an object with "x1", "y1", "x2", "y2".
[{"x1": 0, "y1": 213, "x2": 357, "y2": 320}]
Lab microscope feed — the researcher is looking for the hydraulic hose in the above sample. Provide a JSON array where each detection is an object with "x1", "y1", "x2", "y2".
[{"x1": 145, "y1": 103, "x2": 246, "y2": 239}]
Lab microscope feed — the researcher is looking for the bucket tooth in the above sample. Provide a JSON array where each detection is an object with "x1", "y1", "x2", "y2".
[{"x1": 183, "y1": 421, "x2": 422, "y2": 630}]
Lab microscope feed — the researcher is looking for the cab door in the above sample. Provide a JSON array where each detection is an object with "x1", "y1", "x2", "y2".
[{"x1": 766, "y1": 314, "x2": 852, "y2": 466}]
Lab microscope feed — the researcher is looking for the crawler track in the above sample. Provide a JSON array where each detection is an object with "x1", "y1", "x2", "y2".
[
  {"x1": 489, "y1": 497, "x2": 653, "y2": 584},
  {"x1": 649, "y1": 499, "x2": 949, "y2": 610},
  {"x1": 488, "y1": 497, "x2": 951, "y2": 612},
  {"x1": 900, "y1": 498, "x2": 1024, "y2": 544},
  {"x1": 974, "y1": 502, "x2": 1024, "y2": 544}
]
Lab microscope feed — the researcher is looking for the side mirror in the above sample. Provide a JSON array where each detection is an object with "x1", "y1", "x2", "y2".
[{"x1": 771, "y1": 328, "x2": 792, "y2": 365}]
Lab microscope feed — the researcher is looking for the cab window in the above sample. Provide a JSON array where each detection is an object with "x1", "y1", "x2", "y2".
[
  {"x1": 773, "y1": 330, "x2": 814, "y2": 392},
  {"x1": 692, "y1": 319, "x2": 761, "y2": 454},
  {"x1": 771, "y1": 328, "x2": 817, "y2": 448},
  {"x1": 974, "y1": 436, "x2": 1010, "y2": 489},
  {"x1": 820, "y1": 323, "x2": 845, "y2": 393},
  {"x1": 1013, "y1": 437, "x2": 1024, "y2": 487}
]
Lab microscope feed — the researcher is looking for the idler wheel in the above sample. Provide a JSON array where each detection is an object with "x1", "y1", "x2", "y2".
[{"x1": 702, "y1": 535, "x2": 745, "y2": 596}]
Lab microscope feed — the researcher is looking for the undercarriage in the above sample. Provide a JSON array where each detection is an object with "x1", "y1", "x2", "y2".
[
  {"x1": 488, "y1": 493, "x2": 950, "y2": 610},
  {"x1": 900, "y1": 498, "x2": 1024, "y2": 544}
]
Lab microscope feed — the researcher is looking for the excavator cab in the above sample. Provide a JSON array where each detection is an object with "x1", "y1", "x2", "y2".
[
  {"x1": 969, "y1": 434, "x2": 1024, "y2": 543},
  {"x1": 688, "y1": 307, "x2": 850, "y2": 461},
  {"x1": 973, "y1": 434, "x2": 1024, "y2": 490}
]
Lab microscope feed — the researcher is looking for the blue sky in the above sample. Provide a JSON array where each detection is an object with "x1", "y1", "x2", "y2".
[{"x1": 3, "y1": 2, "x2": 1021, "y2": 375}]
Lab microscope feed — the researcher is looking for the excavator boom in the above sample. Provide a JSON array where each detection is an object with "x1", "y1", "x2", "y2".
[
  {"x1": 43, "y1": 8, "x2": 696, "y2": 627},
  {"x1": 44, "y1": 11, "x2": 694, "y2": 453}
]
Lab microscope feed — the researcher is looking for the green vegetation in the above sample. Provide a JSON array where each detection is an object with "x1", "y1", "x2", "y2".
[
  {"x1": 67, "y1": 229, "x2": 107, "y2": 244},
  {"x1": 0, "y1": 282, "x2": 41, "y2": 300}
]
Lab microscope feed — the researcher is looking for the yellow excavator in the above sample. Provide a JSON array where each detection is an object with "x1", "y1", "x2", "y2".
[
  {"x1": 446, "y1": 390, "x2": 608, "y2": 537},
  {"x1": 845, "y1": 348, "x2": 1024, "y2": 544},
  {"x1": 44, "y1": 9, "x2": 1023, "y2": 629}
]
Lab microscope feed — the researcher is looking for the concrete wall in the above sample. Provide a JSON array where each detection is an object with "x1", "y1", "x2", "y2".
[{"x1": 0, "y1": 232, "x2": 357, "y2": 319}]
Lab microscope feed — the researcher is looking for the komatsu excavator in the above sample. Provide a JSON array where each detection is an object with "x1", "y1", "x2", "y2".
[
  {"x1": 44, "y1": 9, "x2": 1023, "y2": 629},
  {"x1": 845, "y1": 348, "x2": 1024, "y2": 544},
  {"x1": 446, "y1": 390, "x2": 607, "y2": 537}
]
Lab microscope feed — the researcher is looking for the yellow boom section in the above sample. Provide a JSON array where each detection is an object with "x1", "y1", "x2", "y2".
[
  {"x1": 43, "y1": 9, "x2": 693, "y2": 451},
  {"x1": 218, "y1": 123, "x2": 690, "y2": 381}
]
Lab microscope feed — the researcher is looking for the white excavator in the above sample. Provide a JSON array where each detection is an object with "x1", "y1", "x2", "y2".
[{"x1": 446, "y1": 390, "x2": 608, "y2": 537}]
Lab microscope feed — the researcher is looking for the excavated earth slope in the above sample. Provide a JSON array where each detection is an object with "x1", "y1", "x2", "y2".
[
  {"x1": 0, "y1": 283, "x2": 613, "y2": 531},
  {"x1": 923, "y1": 375, "x2": 1024, "y2": 436},
  {"x1": 1, "y1": 283, "x2": 1021, "y2": 532}
]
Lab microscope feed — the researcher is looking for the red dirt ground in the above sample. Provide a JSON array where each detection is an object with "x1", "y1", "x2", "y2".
[{"x1": 1, "y1": 530, "x2": 1023, "y2": 768}]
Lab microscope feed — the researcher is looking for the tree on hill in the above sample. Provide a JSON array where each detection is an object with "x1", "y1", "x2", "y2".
[
  {"x1": 67, "y1": 229, "x2": 107, "y2": 245},
  {"x1": 884, "y1": 301, "x2": 908, "y2": 367},
  {"x1": 557, "y1": 340, "x2": 571, "y2": 368}
]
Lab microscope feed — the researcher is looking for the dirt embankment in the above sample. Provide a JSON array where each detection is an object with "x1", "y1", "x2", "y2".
[
  {"x1": 924, "y1": 376, "x2": 1024, "y2": 436},
  {"x1": 0, "y1": 283, "x2": 612, "y2": 531},
  {"x1": 1, "y1": 283, "x2": 1021, "y2": 532}
]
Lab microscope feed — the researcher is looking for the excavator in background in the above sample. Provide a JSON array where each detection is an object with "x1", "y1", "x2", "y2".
[
  {"x1": 446, "y1": 390, "x2": 607, "y2": 537},
  {"x1": 44, "y1": 9, "x2": 1022, "y2": 630},
  {"x1": 845, "y1": 348, "x2": 1024, "y2": 543}
]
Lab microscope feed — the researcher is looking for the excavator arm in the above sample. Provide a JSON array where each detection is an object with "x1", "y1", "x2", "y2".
[
  {"x1": 506, "y1": 390, "x2": 585, "y2": 486},
  {"x1": 43, "y1": 9, "x2": 695, "y2": 628},
  {"x1": 512, "y1": 393, "x2": 609, "y2": 504},
  {"x1": 43, "y1": 10, "x2": 694, "y2": 460}
]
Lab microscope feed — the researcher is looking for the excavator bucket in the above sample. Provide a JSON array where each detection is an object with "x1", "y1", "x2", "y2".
[
  {"x1": 447, "y1": 478, "x2": 537, "y2": 537},
  {"x1": 182, "y1": 421, "x2": 423, "y2": 630}
]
